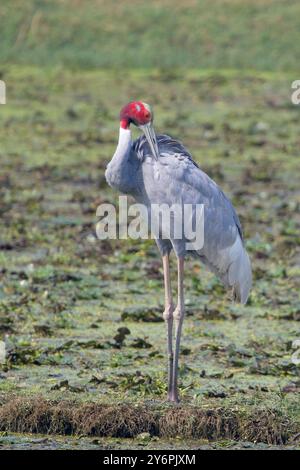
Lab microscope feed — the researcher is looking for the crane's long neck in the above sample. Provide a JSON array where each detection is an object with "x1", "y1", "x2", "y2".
[
  {"x1": 113, "y1": 126, "x2": 132, "y2": 160},
  {"x1": 105, "y1": 126, "x2": 136, "y2": 194}
]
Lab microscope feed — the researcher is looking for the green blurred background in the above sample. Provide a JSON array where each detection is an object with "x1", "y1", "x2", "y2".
[{"x1": 1, "y1": 0, "x2": 300, "y2": 71}]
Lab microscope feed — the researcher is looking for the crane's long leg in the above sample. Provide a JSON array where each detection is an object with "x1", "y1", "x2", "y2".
[
  {"x1": 162, "y1": 254, "x2": 174, "y2": 400},
  {"x1": 170, "y1": 256, "x2": 185, "y2": 403}
]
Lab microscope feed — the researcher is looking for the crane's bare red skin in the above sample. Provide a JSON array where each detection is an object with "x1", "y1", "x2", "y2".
[{"x1": 120, "y1": 101, "x2": 152, "y2": 129}]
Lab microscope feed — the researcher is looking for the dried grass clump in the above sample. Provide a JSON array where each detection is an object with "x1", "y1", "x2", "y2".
[
  {"x1": 0, "y1": 397, "x2": 296, "y2": 444},
  {"x1": 159, "y1": 407, "x2": 240, "y2": 440},
  {"x1": 240, "y1": 409, "x2": 292, "y2": 445},
  {"x1": 0, "y1": 398, "x2": 157, "y2": 437},
  {"x1": 75, "y1": 403, "x2": 158, "y2": 437}
]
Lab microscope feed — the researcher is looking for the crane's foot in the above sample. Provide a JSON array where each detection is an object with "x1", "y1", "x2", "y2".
[
  {"x1": 167, "y1": 397, "x2": 180, "y2": 404},
  {"x1": 167, "y1": 390, "x2": 180, "y2": 403}
]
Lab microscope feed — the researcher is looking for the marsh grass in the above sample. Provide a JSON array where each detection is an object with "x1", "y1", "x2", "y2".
[{"x1": 1, "y1": 0, "x2": 300, "y2": 71}]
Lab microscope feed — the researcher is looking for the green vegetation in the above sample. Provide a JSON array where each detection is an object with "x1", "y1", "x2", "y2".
[
  {"x1": 0, "y1": 67, "x2": 299, "y2": 447},
  {"x1": 1, "y1": 0, "x2": 300, "y2": 71},
  {"x1": 0, "y1": 0, "x2": 299, "y2": 450}
]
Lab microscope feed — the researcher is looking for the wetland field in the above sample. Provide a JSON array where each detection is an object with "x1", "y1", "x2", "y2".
[{"x1": 0, "y1": 0, "x2": 300, "y2": 451}]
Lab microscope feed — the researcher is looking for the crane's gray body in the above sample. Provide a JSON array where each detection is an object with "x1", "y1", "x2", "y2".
[{"x1": 105, "y1": 130, "x2": 252, "y2": 303}]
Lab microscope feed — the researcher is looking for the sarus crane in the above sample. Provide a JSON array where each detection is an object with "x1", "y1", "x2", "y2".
[{"x1": 105, "y1": 101, "x2": 252, "y2": 402}]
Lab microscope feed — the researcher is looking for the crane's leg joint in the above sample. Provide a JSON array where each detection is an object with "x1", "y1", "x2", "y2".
[
  {"x1": 163, "y1": 304, "x2": 174, "y2": 322},
  {"x1": 173, "y1": 306, "x2": 185, "y2": 325}
]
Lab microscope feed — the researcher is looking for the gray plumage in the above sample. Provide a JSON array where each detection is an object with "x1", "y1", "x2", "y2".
[{"x1": 106, "y1": 133, "x2": 252, "y2": 304}]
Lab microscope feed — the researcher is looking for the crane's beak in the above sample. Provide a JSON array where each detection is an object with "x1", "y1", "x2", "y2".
[{"x1": 140, "y1": 123, "x2": 160, "y2": 160}]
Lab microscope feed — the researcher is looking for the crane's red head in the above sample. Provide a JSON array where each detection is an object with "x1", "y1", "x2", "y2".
[
  {"x1": 119, "y1": 101, "x2": 159, "y2": 160},
  {"x1": 120, "y1": 101, "x2": 153, "y2": 129}
]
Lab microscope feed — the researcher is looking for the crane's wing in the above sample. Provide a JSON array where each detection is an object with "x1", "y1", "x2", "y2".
[
  {"x1": 133, "y1": 133, "x2": 198, "y2": 167},
  {"x1": 133, "y1": 134, "x2": 252, "y2": 303},
  {"x1": 134, "y1": 133, "x2": 243, "y2": 236}
]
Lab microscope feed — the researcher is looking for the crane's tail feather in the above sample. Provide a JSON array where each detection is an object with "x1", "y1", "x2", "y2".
[
  {"x1": 198, "y1": 235, "x2": 252, "y2": 305},
  {"x1": 227, "y1": 237, "x2": 252, "y2": 304}
]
